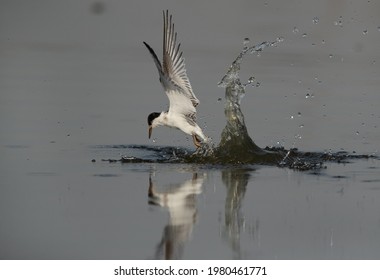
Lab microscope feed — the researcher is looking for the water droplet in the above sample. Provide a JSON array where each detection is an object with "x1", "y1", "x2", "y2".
[
  {"x1": 361, "y1": 122, "x2": 365, "y2": 126},
  {"x1": 290, "y1": 115, "x2": 294, "y2": 119},
  {"x1": 255, "y1": 42, "x2": 268, "y2": 52},
  {"x1": 313, "y1": 17, "x2": 319, "y2": 24},
  {"x1": 363, "y1": 29, "x2": 368, "y2": 35},
  {"x1": 217, "y1": 97, "x2": 222, "y2": 102},
  {"x1": 292, "y1": 27, "x2": 299, "y2": 34},
  {"x1": 152, "y1": 138, "x2": 157, "y2": 143},
  {"x1": 243, "y1": 37, "x2": 250, "y2": 45},
  {"x1": 334, "y1": 16, "x2": 343, "y2": 27},
  {"x1": 322, "y1": 39, "x2": 326, "y2": 44},
  {"x1": 276, "y1": 36, "x2": 284, "y2": 43},
  {"x1": 302, "y1": 33, "x2": 308, "y2": 38},
  {"x1": 355, "y1": 131, "x2": 359, "y2": 135},
  {"x1": 297, "y1": 112, "x2": 302, "y2": 117},
  {"x1": 329, "y1": 54, "x2": 333, "y2": 58},
  {"x1": 378, "y1": 26, "x2": 380, "y2": 32},
  {"x1": 305, "y1": 93, "x2": 310, "y2": 98},
  {"x1": 255, "y1": 82, "x2": 261, "y2": 87},
  {"x1": 248, "y1": 76, "x2": 256, "y2": 84},
  {"x1": 299, "y1": 124, "x2": 304, "y2": 128}
]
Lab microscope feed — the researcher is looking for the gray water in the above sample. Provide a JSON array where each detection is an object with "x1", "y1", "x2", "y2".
[{"x1": 1, "y1": 0, "x2": 380, "y2": 259}]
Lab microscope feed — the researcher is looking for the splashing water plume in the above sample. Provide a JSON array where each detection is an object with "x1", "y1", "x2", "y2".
[{"x1": 212, "y1": 38, "x2": 285, "y2": 163}]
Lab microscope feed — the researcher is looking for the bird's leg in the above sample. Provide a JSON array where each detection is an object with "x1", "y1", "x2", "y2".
[{"x1": 192, "y1": 134, "x2": 202, "y2": 148}]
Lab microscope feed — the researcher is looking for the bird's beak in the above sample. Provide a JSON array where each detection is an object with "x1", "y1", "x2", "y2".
[{"x1": 148, "y1": 126, "x2": 153, "y2": 139}]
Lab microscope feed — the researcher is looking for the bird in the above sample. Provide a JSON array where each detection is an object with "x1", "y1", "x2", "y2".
[{"x1": 143, "y1": 10, "x2": 207, "y2": 148}]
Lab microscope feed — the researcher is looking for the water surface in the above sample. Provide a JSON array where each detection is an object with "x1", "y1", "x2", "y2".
[{"x1": 1, "y1": 0, "x2": 380, "y2": 259}]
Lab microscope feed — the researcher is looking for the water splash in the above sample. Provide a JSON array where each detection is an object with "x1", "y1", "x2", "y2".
[
  {"x1": 98, "y1": 38, "x2": 377, "y2": 169},
  {"x1": 212, "y1": 38, "x2": 284, "y2": 163}
]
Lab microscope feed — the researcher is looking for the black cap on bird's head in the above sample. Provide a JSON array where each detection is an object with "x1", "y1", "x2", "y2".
[{"x1": 147, "y1": 112, "x2": 161, "y2": 139}]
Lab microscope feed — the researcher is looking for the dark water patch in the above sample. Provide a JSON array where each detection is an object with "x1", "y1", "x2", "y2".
[
  {"x1": 98, "y1": 144, "x2": 282, "y2": 165},
  {"x1": 97, "y1": 144, "x2": 377, "y2": 172},
  {"x1": 318, "y1": 151, "x2": 376, "y2": 163},
  {"x1": 97, "y1": 145, "x2": 193, "y2": 164},
  {"x1": 331, "y1": 175, "x2": 348, "y2": 179},
  {"x1": 5, "y1": 145, "x2": 29, "y2": 149},
  {"x1": 94, "y1": 144, "x2": 192, "y2": 162},
  {"x1": 367, "y1": 166, "x2": 379, "y2": 169},
  {"x1": 93, "y1": 174, "x2": 121, "y2": 178},
  {"x1": 90, "y1": 1, "x2": 106, "y2": 15}
]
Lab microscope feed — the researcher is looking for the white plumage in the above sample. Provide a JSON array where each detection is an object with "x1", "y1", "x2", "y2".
[{"x1": 144, "y1": 10, "x2": 206, "y2": 147}]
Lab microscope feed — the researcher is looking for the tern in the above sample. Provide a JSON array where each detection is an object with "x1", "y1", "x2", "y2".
[{"x1": 143, "y1": 10, "x2": 207, "y2": 148}]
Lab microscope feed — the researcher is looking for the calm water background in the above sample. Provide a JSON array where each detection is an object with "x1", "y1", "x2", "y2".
[{"x1": 1, "y1": 0, "x2": 379, "y2": 259}]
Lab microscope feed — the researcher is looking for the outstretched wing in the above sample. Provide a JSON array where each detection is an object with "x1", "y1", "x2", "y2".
[
  {"x1": 162, "y1": 10, "x2": 199, "y2": 108},
  {"x1": 143, "y1": 10, "x2": 199, "y2": 110}
]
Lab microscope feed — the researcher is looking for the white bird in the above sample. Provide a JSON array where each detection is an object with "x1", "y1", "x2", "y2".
[{"x1": 144, "y1": 10, "x2": 207, "y2": 148}]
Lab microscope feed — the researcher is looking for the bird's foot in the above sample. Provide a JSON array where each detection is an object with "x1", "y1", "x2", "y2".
[
  {"x1": 192, "y1": 134, "x2": 202, "y2": 148},
  {"x1": 192, "y1": 135, "x2": 215, "y2": 156}
]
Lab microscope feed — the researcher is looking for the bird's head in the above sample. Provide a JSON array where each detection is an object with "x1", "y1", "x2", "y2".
[{"x1": 147, "y1": 112, "x2": 161, "y2": 139}]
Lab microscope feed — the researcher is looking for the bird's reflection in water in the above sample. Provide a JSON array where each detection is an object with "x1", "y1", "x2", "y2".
[
  {"x1": 221, "y1": 168, "x2": 257, "y2": 259},
  {"x1": 148, "y1": 173, "x2": 204, "y2": 259}
]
